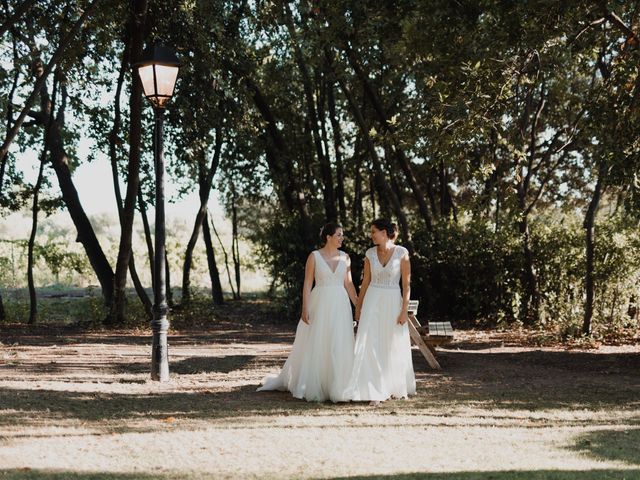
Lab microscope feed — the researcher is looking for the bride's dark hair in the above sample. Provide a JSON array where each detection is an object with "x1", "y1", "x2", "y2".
[
  {"x1": 371, "y1": 218, "x2": 398, "y2": 240},
  {"x1": 320, "y1": 222, "x2": 342, "y2": 243}
]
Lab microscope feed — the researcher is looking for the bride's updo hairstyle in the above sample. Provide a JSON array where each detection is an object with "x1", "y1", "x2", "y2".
[
  {"x1": 320, "y1": 222, "x2": 342, "y2": 244},
  {"x1": 371, "y1": 218, "x2": 398, "y2": 240}
]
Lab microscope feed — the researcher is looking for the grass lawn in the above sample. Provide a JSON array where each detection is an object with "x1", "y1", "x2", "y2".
[{"x1": 0, "y1": 300, "x2": 639, "y2": 479}]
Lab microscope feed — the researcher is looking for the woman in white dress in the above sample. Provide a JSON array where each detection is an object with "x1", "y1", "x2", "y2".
[
  {"x1": 350, "y1": 219, "x2": 416, "y2": 404},
  {"x1": 257, "y1": 223, "x2": 358, "y2": 402}
]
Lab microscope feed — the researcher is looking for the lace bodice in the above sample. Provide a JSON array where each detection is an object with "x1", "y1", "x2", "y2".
[
  {"x1": 366, "y1": 245, "x2": 408, "y2": 288},
  {"x1": 313, "y1": 250, "x2": 346, "y2": 287}
]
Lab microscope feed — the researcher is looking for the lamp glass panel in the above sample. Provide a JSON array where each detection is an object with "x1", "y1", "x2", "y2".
[
  {"x1": 137, "y1": 65, "x2": 157, "y2": 98},
  {"x1": 154, "y1": 65, "x2": 179, "y2": 97}
]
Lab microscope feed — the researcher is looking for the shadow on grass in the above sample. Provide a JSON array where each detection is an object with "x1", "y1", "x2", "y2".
[
  {"x1": 0, "y1": 350, "x2": 639, "y2": 425},
  {"x1": 1, "y1": 469, "x2": 640, "y2": 480},
  {"x1": 327, "y1": 470, "x2": 640, "y2": 480},
  {"x1": 0, "y1": 471, "x2": 180, "y2": 480},
  {"x1": 570, "y1": 428, "x2": 640, "y2": 466},
  {"x1": 1, "y1": 380, "x2": 639, "y2": 434},
  {"x1": 171, "y1": 354, "x2": 257, "y2": 375},
  {"x1": 408, "y1": 349, "x2": 640, "y2": 411},
  {"x1": 0, "y1": 353, "x2": 271, "y2": 378},
  {"x1": 0, "y1": 328, "x2": 295, "y2": 348},
  {"x1": 0, "y1": 384, "x2": 329, "y2": 428},
  {"x1": 2, "y1": 318, "x2": 640, "y2": 423},
  {"x1": 112, "y1": 354, "x2": 258, "y2": 375}
]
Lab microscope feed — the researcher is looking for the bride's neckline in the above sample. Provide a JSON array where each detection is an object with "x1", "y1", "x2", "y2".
[
  {"x1": 375, "y1": 246, "x2": 396, "y2": 268},
  {"x1": 317, "y1": 249, "x2": 341, "y2": 274}
]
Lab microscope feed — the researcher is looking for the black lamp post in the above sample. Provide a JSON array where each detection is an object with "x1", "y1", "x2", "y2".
[{"x1": 134, "y1": 44, "x2": 180, "y2": 382}]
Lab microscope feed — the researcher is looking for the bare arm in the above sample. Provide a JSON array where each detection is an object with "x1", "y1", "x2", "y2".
[
  {"x1": 355, "y1": 257, "x2": 371, "y2": 322},
  {"x1": 343, "y1": 254, "x2": 358, "y2": 306},
  {"x1": 301, "y1": 253, "x2": 315, "y2": 324},
  {"x1": 396, "y1": 251, "x2": 411, "y2": 325}
]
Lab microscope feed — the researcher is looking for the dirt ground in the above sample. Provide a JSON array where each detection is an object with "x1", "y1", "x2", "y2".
[{"x1": 0, "y1": 301, "x2": 639, "y2": 479}]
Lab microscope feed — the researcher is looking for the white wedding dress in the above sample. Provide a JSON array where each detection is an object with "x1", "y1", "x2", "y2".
[
  {"x1": 257, "y1": 250, "x2": 355, "y2": 402},
  {"x1": 350, "y1": 245, "x2": 416, "y2": 401}
]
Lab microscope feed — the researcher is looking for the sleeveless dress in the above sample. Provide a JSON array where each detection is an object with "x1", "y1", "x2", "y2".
[
  {"x1": 257, "y1": 250, "x2": 355, "y2": 402},
  {"x1": 350, "y1": 245, "x2": 416, "y2": 401}
]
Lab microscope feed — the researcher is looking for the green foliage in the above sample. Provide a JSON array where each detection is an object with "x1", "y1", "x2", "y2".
[
  {"x1": 3, "y1": 0, "x2": 640, "y2": 341},
  {"x1": 251, "y1": 211, "x2": 313, "y2": 321},
  {"x1": 530, "y1": 216, "x2": 586, "y2": 336},
  {"x1": 412, "y1": 220, "x2": 523, "y2": 324},
  {"x1": 0, "y1": 238, "x2": 91, "y2": 288},
  {"x1": 526, "y1": 215, "x2": 640, "y2": 340},
  {"x1": 409, "y1": 214, "x2": 640, "y2": 340},
  {"x1": 34, "y1": 241, "x2": 89, "y2": 283}
]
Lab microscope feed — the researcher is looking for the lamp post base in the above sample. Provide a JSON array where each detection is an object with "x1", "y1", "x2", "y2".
[{"x1": 151, "y1": 316, "x2": 169, "y2": 382}]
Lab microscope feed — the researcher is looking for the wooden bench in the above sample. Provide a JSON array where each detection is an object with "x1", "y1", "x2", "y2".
[{"x1": 407, "y1": 300, "x2": 454, "y2": 370}]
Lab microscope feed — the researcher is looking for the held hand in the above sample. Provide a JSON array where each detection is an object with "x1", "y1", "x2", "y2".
[
  {"x1": 396, "y1": 312, "x2": 409, "y2": 325},
  {"x1": 301, "y1": 308, "x2": 310, "y2": 324},
  {"x1": 355, "y1": 309, "x2": 361, "y2": 322}
]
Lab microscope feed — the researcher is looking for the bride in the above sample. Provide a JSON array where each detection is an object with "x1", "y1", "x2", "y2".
[
  {"x1": 350, "y1": 219, "x2": 416, "y2": 404},
  {"x1": 257, "y1": 222, "x2": 358, "y2": 402}
]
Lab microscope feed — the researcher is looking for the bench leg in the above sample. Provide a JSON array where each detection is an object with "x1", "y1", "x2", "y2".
[{"x1": 407, "y1": 319, "x2": 441, "y2": 369}]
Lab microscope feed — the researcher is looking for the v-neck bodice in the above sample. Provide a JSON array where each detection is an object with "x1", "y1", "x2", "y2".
[
  {"x1": 313, "y1": 250, "x2": 346, "y2": 287},
  {"x1": 366, "y1": 245, "x2": 407, "y2": 288}
]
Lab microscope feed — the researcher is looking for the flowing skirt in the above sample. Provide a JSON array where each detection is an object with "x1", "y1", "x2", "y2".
[
  {"x1": 257, "y1": 285, "x2": 355, "y2": 402},
  {"x1": 350, "y1": 286, "x2": 416, "y2": 401}
]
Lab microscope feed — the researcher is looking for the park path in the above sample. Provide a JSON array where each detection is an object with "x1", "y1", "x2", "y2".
[{"x1": 0, "y1": 308, "x2": 639, "y2": 479}]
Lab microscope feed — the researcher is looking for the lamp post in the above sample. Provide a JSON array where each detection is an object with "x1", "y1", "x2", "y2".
[{"x1": 134, "y1": 44, "x2": 180, "y2": 381}]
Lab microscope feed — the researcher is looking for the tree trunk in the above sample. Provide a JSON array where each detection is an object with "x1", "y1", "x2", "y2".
[
  {"x1": 438, "y1": 162, "x2": 458, "y2": 222},
  {"x1": 49, "y1": 132, "x2": 115, "y2": 305},
  {"x1": 318, "y1": 71, "x2": 341, "y2": 223},
  {"x1": 182, "y1": 129, "x2": 223, "y2": 303},
  {"x1": 0, "y1": 292, "x2": 5, "y2": 321},
  {"x1": 426, "y1": 171, "x2": 438, "y2": 220},
  {"x1": 244, "y1": 78, "x2": 314, "y2": 245},
  {"x1": 105, "y1": 29, "x2": 151, "y2": 319},
  {"x1": 495, "y1": 185, "x2": 501, "y2": 233},
  {"x1": 0, "y1": 14, "x2": 20, "y2": 198},
  {"x1": 583, "y1": 164, "x2": 606, "y2": 336},
  {"x1": 344, "y1": 43, "x2": 433, "y2": 231},
  {"x1": 138, "y1": 187, "x2": 155, "y2": 290},
  {"x1": 369, "y1": 173, "x2": 377, "y2": 219},
  {"x1": 110, "y1": 0, "x2": 148, "y2": 325},
  {"x1": 327, "y1": 80, "x2": 347, "y2": 222},
  {"x1": 130, "y1": 255, "x2": 152, "y2": 318},
  {"x1": 109, "y1": 38, "x2": 128, "y2": 218},
  {"x1": 230, "y1": 181, "x2": 241, "y2": 299},
  {"x1": 336, "y1": 76, "x2": 414, "y2": 253},
  {"x1": 352, "y1": 134, "x2": 364, "y2": 228},
  {"x1": 439, "y1": 160, "x2": 447, "y2": 218},
  {"x1": 284, "y1": 4, "x2": 337, "y2": 222},
  {"x1": 210, "y1": 211, "x2": 236, "y2": 300},
  {"x1": 182, "y1": 201, "x2": 206, "y2": 303},
  {"x1": 165, "y1": 250, "x2": 173, "y2": 307},
  {"x1": 28, "y1": 153, "x2": 46, "y2": 325},
  {"x1": 519, "y1": 213, "x2": 539, "y2": 325},
  {"x1": 29, "y1": 67, "x2": 114, "y2": 306},
  {"x1": 27, "y1": 44, "x2": 59, "y2": 326},
  {"x1": 386, "y1": 144, "x2": 405, "y2": 209},
  {"x1": 203, "y1": 211, "x2": 225, "y2": 305}
]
